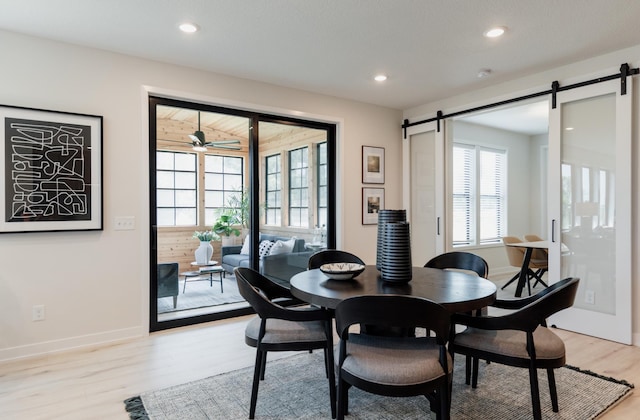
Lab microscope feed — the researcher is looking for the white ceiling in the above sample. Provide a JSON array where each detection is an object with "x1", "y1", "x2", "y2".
[{"x1": 0, "y1": 1, "x2": 638, "y2": 110}]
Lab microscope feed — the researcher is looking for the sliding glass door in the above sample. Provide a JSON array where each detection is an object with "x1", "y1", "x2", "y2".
[
  {"x1": 149, "y1": 97, "x2": 336, "y2": 331},
  {"x1": 548, "y1": 78, "x2": 632, "y2": 344}
]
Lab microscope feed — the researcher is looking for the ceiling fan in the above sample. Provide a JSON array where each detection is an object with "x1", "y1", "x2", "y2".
[{"x1": 165, "y1": 111, "x2": 242, "y2": 151}]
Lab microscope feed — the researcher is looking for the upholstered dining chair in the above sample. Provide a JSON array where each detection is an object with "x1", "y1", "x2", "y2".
[
  {"x1": 424, "y1": 251, "x2": 490, "y2": 385},
  {"x1": 307, "y1": 249, "x2": 365, "y2": 269},
  {"x1": 449, "y1": 277, "x2": 580, "y2": 420},
  {"x1": 524, "y1": 234, "x2": 549, "y2": 288},
  {"x1": 234, "y1": 267, "x2": 336, "y2": 419},
  {"x1": 334, "y1": 295, "x2": 452, "y2": 420},
  {"x1": 501, "y1": 236, "x2": 537, "y2": 295}
]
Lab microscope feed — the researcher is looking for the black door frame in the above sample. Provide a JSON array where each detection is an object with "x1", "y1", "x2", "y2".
[{"x1": 149, "y1": 96, "x2": 337, "y2": 332}]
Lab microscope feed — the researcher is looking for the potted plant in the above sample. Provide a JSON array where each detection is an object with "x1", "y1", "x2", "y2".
[
  {"x1": 192, "y1": 230, "x2": 218, "y2": 264},
  {"x1": 226, "y1": 188, "x2": 250, "y2": 231},
  {"x1": 213, "y1": 213, "x2": 241, "y2": 246}
]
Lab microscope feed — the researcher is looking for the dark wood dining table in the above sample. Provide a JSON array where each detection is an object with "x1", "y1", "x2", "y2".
[{"x1": 290, "y1": 265, "x2": 497, "y2": 313}]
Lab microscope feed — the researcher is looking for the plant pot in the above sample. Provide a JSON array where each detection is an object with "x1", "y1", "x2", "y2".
[
  {"x1": 195, "y1": 241, "x2": 213, "y2": 264},
  {"x1": 221, "y1": 236, "x2": 234, "y2": 247}
]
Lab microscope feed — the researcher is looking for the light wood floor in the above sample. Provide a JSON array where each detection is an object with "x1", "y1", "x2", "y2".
[{"x1": 2, "y1": 298, "x2": 639, "y2": 419}]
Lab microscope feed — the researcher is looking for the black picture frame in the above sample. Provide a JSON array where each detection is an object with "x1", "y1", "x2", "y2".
[
  {"x1": 0, "y1": 104, "x2": 103, "y2": 233},
  {"x1": 362, "y1": 187, "x2": 384, "y2": 225}
]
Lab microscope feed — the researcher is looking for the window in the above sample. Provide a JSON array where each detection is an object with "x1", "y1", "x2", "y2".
[
  {"x1": 289, "y1": 146, "x2": 309, "y2": 227},
  {"x1": 204, "y1": 155, "x2": 244, "y2": 226},
  {"x1": 452, "y1": 143, "x2": 506, "y2": 246},
  {"x1": 265, "y1": 154, "x2": 281, "y2": 225},
  {"x1": 317, "y1": 142, "x2": 328, "y2": 229},
  {"x1": 156, "y1": 151, "x2": 197, "y2": 226}
]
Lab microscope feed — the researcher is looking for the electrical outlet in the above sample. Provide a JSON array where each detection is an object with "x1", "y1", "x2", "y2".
[
  {"x1": 585, "y1": 290, "x2": 595, "y2": 305},
  {"x1": 32, "y1": 305, "x2": 45, "y2": 321},
  {"x1": 114, "y1": 216, "x2": 135, "y2": 231}
]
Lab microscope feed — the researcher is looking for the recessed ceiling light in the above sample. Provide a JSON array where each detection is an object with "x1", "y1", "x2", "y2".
[
  {"x1": 484, "y1": 26, "x2": 506, "y2": 38},
  {"x1": 374, "y1": 74, "x2": 388, "y2": 82},
  {"x1": 477, "y1": 69, "x2": 492, "y2": 78},
  {"x1": 565, "y1": 127, "x2": 574, "y2": 131},
  {"x1": 179, "y1": 23, "x2": 199, "y2": 33}
]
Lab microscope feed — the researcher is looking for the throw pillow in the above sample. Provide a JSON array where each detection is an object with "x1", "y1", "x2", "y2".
[
  {"x1": 269, "y1": 237, "x2": 297, "y2": 255},
  {"x1": 240, "y1": 235, "x2": 250, "y2": 255},
  {"x1": 258, "y1": 240, "x2": 275, "y2": 257}
]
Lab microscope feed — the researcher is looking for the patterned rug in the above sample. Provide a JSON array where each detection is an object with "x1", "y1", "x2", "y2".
[
  {"x1": 157, "y1": 274, "x2": 244, "y2": 314},
  {"x1": 125, "y1": 351, "x2": 633, "y2": 419}
]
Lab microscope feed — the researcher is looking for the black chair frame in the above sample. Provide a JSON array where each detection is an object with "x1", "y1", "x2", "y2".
[
  {"x1": 235, "y1": 267, "x2": 336, "y2": 419},
  {"x1": 335, "y1": 295, "x2": 452, "y2": 420},
  {"x1": 449, "y1": 277, "x2": 579, "y2": 420}
]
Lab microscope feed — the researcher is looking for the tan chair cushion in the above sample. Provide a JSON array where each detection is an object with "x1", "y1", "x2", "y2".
[
  {"x1": 245, "y1": 316, "x2": 326, "y2": 344},
  {"x1": 336, "y1": 334, "x2": 452, "y2": 386},
  {"x1": 453, "y1": 326, "x2": 565, "y2": 360}
]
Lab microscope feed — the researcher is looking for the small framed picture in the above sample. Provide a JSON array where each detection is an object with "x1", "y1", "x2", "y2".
[
  {"x1": 0, "y1": 104, "x2": 103, "y2": 233},
  {"x1": 362, "y1": 188, "x2": 385, "y2": 225},
  {"x1": 362, "y1": 146, "x2": 385, "y2": 184}
]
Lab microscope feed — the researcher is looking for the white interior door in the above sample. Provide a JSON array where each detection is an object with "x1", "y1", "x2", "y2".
[
  {"x1": 548, "y1": 78, "x2": 632, "y2": 344},
  {"x1": 403, "y1": 121, "x2": 445, "y2": 264}
]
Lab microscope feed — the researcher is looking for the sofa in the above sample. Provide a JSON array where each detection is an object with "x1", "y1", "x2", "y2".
[{"x1": 221, "y1": 233, "x2": 310, "y2": 287}]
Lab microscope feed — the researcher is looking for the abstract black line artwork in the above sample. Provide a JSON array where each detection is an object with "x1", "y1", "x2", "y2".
[
  {"x1": 0, "y1": 105, "x2": 102, "y2": 233},
  {"x1": 6, "y1": 118, "x2": 92, "y2": 222}
]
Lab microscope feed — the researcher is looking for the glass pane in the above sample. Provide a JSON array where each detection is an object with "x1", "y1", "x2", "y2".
[
  {"x1": 175, "y1": 172, "x2": 196, "y2": 189},
  {"x1": 174, "y1": 153, "x2": 195, "y2": 171},
  {"x1": 157, "y1": 190, "x2": 174, "y2": 207},
  {"x1": 156, "y1": 152, "x2": 174, "y2": 170},
  {"x1": 175, "y1": 190, "x2": 196, "y2": 207},
  {"x1": 561, "y1": 93, "x2": 616, "y2": 315},
  {"x1": 175, "y1": 208, "x2": 196, "y2": 226},
  {"x1": 157, "y1": 208, "x2": 175, "y2": 226},
  {"x1": 204, "y1": 208, "x2": 215, "y2": 226},
  {"x1": 224, "y1": 156, "x2": 242, "y2": 174},
  {"x1": 205, "y1": 155, "x2": 223, "y2": 172},
  {"x1": 156, "y1": 171, "x2": 174, "y2": 188},
  {"x1": 205, "y1": 190, "x2": 224, "y2": 207},
  {"x1": 224, "y1": 174, "x2": 243, "y2": 190},
  {"x1": 205, "y1": 173, "x2": 223, "y2": 189}
]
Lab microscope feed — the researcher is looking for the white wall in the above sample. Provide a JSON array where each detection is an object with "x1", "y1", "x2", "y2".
[
  {"x1": 0, "y1": 30, "x2": 402, "y2": 361},
  {"x1": 404, "y1": 44, "x2": 640, "y2": 343}
]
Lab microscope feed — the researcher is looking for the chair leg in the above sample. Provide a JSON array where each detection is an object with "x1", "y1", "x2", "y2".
[
  {"x1": 528, "y1": 364, "x2": 542, "y2": 420},
  {"x1": 547, "y1": 368, "x2": 559, "y2": 412},
  {"x1": 336, "y1": 376, "x2": 347, "y2": 420},
  {"x1": 259, "y1": 351, "x2": 267, "y2": 380},
  {"x1": 249, "y1": 349, "x2": 264, "y2": 419},
  {"x1": 501, "y1": 272, "x2": 520, "y2": 290},
  {"x1": 464, "y1": 355, "x2": 471, "y2": 385},
  {"x1": 326, "y1": 346, "x2": 337, "y2": 419},
  {"x1": 471, "y1": 357, "x2": 479, "y2": 388}
]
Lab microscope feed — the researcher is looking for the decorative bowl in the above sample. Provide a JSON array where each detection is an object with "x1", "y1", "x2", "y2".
[{"x1": 319, "y1": 263, "x2": 365, "y2": 280}]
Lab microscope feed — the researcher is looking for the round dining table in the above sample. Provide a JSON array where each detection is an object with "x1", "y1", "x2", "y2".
[{"x1": 290, "y1": 265, "x2": 497, "y2": 313}]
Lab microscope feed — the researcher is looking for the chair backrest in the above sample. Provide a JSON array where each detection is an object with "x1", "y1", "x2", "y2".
[
  {"x1": 524, "y1": 234, "x2": 548, "y2": 261},
  {"x1": 502, "y1": 236, "x2": 527, "y2": 268},
  {"x1": 308, "y1": 249, "x2": 365, "y2": 269},
  {"x1": 234, "y1": 267, "x2": 294, "y2": 318},
  {"x1": 157, "y1": 262, "x2": 179, "y2": 297},
  {"x1": 424, "y1": 251, "x2": 489, "y2": 278},
  {"x1": 335, "y1": 295, "x2": 450, "y2": 344},
  {"x1": 510, "y1": 277, "x2": 580, "y2": 331}
]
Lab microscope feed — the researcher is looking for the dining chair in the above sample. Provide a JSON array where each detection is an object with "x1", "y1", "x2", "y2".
[
  {"x1": 524, "y1": 234, "x2": 549, "y2": 288},
  {"x1": 234, "y1": 267, "x2": 336, "y2": 419},
  {"x1": 501, "y1": 236, "x2": 537, "y2": 295},
  {"x1": 449, "y1": 277, "x2": 580, "y2": 420},
  {"x1": 424, "y1": 251, "x2": 490, "y2": 385},
  {"x1": 334, "y1": 295, "x2": 452, "y2": 420},
  {"x1": 307, "y1": 249, "x2": 365, "y2": 269}
]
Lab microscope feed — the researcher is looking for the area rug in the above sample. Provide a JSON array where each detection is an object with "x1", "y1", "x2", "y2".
[
  {"x1": 125, "y1": 351, "x2": 633, "y2": 419},
  {"x1": 157, "y1": 275, "x2": 244, "y2": 314}
]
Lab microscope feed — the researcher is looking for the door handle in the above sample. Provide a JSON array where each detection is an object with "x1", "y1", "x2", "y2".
[
  {"x1": 437, "y1": 217, "x2": 440, "y2": 235},
  {"x1": 551, "y1": 219, "x2": 556, "y2": 243}
]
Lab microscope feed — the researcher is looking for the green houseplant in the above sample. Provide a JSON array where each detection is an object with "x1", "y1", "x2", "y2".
[
  {"x1": 213, "y1": 213, "x2": 241, "y2": 244},
  {"x1": 192, "y1": 230, "x2": 218, "y2": 242}
]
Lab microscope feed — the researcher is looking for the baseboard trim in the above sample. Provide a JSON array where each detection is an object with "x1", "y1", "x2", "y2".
[{"x1": 0, "y1": 326, "x2": 145, "y2": 363}]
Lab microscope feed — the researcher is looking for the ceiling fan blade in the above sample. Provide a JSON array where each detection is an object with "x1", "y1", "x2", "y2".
[
  {"x1": 204, "y1": 139, "x2": 241, "y2": 146},
  {"x1": 209, "y1": 144, "x2": 242, "y2": 150}
]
